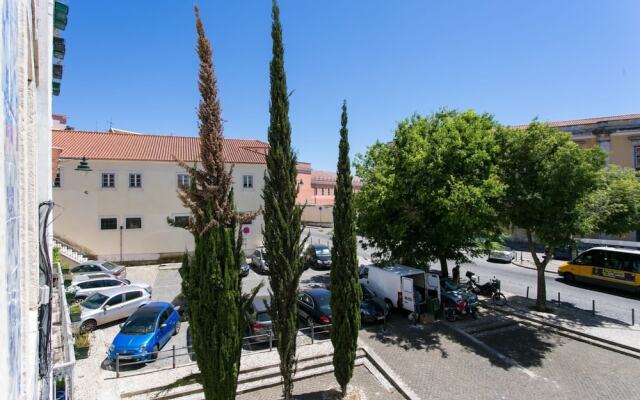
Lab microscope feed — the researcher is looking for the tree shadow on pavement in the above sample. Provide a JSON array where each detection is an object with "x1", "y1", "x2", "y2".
[
  {"x1": 360, "y1": 313, "x2": 448, "y2": 358},
  {"x1": 506, "y1": 295, "x2": 631, "y2": 328},
  {"x1": 299, "y1": 273, "x2": 331, "y2": 289}
]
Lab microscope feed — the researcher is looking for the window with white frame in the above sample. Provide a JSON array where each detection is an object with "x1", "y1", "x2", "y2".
[
  {"x1": 53, "y1": 168, "x2": 62, "y2": 188},
  {"x1": 242, "y1": 175, "x2": 254, "y2": 189},
  {"x1": 125, "y1": 217, "x2": 142, "y2": 229},
  {"x1": 177, "y1": 173, "x2": 190, "y2": 189},
  {"x1": 101, "y1": 173, "x2": 116, "y2": 188},
  {"x1": 635, "y1": 145, "x2": 640, "y2": 170},
  {"x1": 100, "y1": 217, "x2": 118, "y2": 230},
  {"x1": 129, "y1": 173, "x2": 142, "y2": 188}
]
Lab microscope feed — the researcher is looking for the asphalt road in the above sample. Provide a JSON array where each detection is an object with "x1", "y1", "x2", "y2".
[
  {"x1": 454, "y1": 256, "x2": 640, "y2": 325},
  {"x1": 307, "y1": 226, "x2": 639, "y2": 325}
]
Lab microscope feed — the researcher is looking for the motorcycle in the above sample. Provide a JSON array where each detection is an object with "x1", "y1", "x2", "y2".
[
  {"x1": 441, "y1": 280, "x2": 479, "y2": 322},
  {"x1": 465, "y1": 271, "x2": 507, "y2": 306}
]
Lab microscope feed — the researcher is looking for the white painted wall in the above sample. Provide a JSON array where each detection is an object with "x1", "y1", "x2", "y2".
[
  {"x1": 1, "y1": 1, "x2": 53, "y2": 399},
  {"x1": 53, "y1": 159, "x2": 266, "y2": 261}
]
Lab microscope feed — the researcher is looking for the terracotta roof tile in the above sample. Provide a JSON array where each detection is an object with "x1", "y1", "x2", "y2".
[
  {"x1": 512, "y1": 113, "x2": 640, "y2": 129},
  {"x1": 52, "y1": 130, "x2": 269, "y2": 164}
]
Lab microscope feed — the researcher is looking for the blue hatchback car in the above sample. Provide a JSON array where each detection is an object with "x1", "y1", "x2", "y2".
[{"x1": 108, "y1": 302, "x2": 180, "y2": 363}]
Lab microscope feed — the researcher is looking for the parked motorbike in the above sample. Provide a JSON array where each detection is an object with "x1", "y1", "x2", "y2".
[
  {"x1": 441, "y1": 280, "x2": 479, "y2": 322},
  {"x1": 465, "y1": 271, "x2": 507, "y2": 306}
]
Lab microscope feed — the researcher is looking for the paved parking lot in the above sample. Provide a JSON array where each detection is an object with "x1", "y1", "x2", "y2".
[{"x1": 359, "y1": 312, "x2": 640, "y2": 400}]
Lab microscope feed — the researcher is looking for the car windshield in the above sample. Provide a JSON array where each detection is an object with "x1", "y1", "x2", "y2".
[
  {"x1": 314, "y1": 293, "x2": 331, "y2": 314},
  {"x1": 82, "y1": 293, "x2": 108, "y2": 309},
  {"x1": 120, "y1": 314, "x2": 157, "y2": 335},
  {"x1": 102, "y1": 261, "x2": 120, "y2": 270},
  {"x1": 361, "y1": 286, "x2": 375, "y2": 300},
  {"x1": 315, "y1": 247, "x2": 330, "y2": 256},
  {"x1": 256, "y1": 311, "x2": 271, "y2": 322},
  {"x1": 121, "y1": 279, "x2": 130, "y2": 284}
]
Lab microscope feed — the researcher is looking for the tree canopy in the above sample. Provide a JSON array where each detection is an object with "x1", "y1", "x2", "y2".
[{"x1": 355, "y1": 110, "x2": 505, "y2": 276}]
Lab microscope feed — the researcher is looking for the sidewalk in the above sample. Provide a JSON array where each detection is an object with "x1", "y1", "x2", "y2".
[
  {"x1": 494, "y1": 292, "x2": 640, "y2": 352},
  {"x1": 511, "y1": 251, "x2": 563, "y2": 274}
]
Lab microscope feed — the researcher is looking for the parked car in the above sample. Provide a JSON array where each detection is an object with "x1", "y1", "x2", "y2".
[
  {"x1": 359, "y1": 284, "x2": 388, "y2": 323},
  {"x1": 246, "y1": 296, "x2": 273, "y2": 343},
  {"x1": 68, "y1": 275, "x2": 151, "y2": 300},
  {"x1": 251, "y1": 247, "x2": 269, "y2": 273},
  {"x1": 71, "y1": 261, "x2": 127, "y2": 278},
  {"x1": 108, "y1": 302, "x2": 181, "y2": 363},
  {"x1": 304, "y1": 244, "x2": 332, "y2": 269},
  {"x1": 297, "y1": 288, "x2": 332, "y2": 327},
  {"x1": 487, "y1": 247, "x2": 516, "y2": 263},
  {"x1": 240, "y1": 261, "x2": 250, "y2": 278},
  {"x1": 75, "y1": 286, "x2": 150, "y2": 332}
]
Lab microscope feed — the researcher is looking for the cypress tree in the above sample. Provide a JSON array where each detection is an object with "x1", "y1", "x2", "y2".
[
  {"x1": 174, "y1": 6, "x2": 255, "y2": 399},
  {"x1": 330, "y1": 101, "x2": 361, "y2": 397},
  {"x1": 263, "y1": 1, "x2": 307, "y2": 399}
]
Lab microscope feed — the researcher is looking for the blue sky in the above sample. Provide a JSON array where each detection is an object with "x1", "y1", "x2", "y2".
[{"x1": 54, "y1": 1, "x2": 640, "y2": 171}]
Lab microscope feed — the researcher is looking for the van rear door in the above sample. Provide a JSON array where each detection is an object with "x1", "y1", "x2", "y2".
[{"x1": 401, "y1": 277, "x2": 414, "y2": 312}]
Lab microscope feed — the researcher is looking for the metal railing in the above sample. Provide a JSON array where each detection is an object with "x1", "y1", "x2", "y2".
[
  {"x1": 52, "y1": 262, "x2": 76, "y2": 399},
  {"x1": 114, "y1": 323, "x2": 333, "y2": 378}
]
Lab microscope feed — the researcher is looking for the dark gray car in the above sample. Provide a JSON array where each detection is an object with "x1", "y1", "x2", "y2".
[{"x1": 71, "y1": 261, "x2": 127, "y2": 279}]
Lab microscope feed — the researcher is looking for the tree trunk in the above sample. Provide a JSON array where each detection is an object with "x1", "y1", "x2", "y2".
[
  {"x1": 439, "y1": 256, "x2": 449, "y2": 278},
  {"x1": 526, "y1": 230, "x2": 552, "y2": 312}
]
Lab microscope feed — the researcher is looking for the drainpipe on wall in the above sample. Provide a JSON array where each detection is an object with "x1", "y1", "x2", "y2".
[{"x1": 119, "y1": 226, "x2": 123, "y2": 263}]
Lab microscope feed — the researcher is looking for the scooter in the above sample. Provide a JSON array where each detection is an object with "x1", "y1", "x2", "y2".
[
  {"x1": 442, "y1": 288, "x2": 478, "y2": 322},
  {"x1": 465, "y1": 271, "x2": 507, "y2": 306}
]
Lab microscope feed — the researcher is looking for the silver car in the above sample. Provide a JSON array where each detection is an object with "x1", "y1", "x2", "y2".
[
  {"x1": 75, "y1": 286, "x2": 150, "y2": 332},
  {"x1": 71, "y1": 261, "x2": 127, "y2": 279},
  {"x1": 251, "y1": 247, "x2": 269, "y2": 273},
  {"x1": 68, "y1": 275, "x2": 152, "y2": 300},
  {"x1": 488, "y1": 247, "x2": 516, "y2": 263}
]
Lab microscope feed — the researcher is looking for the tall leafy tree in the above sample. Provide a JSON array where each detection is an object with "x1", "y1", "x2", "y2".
[
  {"x1": 330, "y1": 102, "x2": 361, "y2": 397},
  {"x1": 174, "y1": 7, "x2": 256, "y2": 399},
  {"x1": 581, "y1": 166, "x2": 640, "y2": 236},
  {"x1": 262, "y1": 2, "x2": 306, "y2": 399},
  {"x1": 497, "y1": 122, "x2": 605, "y2": 311},
  {"x1": 355, "y1": 110, "x2": 505, "y2": 277}
]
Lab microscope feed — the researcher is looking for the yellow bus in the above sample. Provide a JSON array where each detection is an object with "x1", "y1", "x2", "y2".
[{"x1": 558, "y1": 247, "x2": 640, "y2": 293}]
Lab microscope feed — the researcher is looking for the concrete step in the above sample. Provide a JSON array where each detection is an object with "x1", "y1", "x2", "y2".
[{"x1": 121, "y1": 349, "x2": 366, "y2": 400}]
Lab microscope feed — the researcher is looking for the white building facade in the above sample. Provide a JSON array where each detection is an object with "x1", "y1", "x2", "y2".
[
  {"x1": 52, "y1": 130, "x2": 267, "y2": 262},
  {"x1": 1, "y1": 0, "x2": 56, "y2": 399}
]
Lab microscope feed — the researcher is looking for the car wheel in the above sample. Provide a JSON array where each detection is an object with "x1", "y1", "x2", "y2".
[
  {"x1": 306, "y1": 316, "x2": 315, "y2": 327},
  {"x1": 151, "y1": 344, "x2": 159, "y2": 361},
  {"x1": 173, "y1": 320, "x2": 181, "y2": 335},
  {"x1": 80, "y1": 319, "x2": 97, "y2": 332},
  {"x1": 563, "y1": 272, "x2": 575, "y2": 283}
]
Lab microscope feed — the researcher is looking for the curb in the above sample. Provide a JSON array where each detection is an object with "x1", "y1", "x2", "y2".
[
  {"x1": 483, "y1": 303, "x2": 640, "y2": 358},
  {"x1": 510, "y1": 260, "x2": 559, "y2": 276}
]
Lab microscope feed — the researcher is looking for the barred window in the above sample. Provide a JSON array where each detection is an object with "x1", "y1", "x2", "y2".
[
  {"x1": 101, "y1": 173, "x2": 115, "y2": 188},
  {"x1": 129, "y1": 173, "x2": 142, "y2": 188},
  {"x1": 177, "y1": 174, "x2": 190, "y2": 189},
  {"x1": 100, "y1": 218, "x2": 118, "y2": 230}
]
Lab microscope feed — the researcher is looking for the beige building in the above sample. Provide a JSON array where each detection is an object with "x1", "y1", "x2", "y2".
[
  {"x1": 52, "y1": 129, "x2": 268, "y2": 262},
  {"x1": 516, "y1": 113, "x2": 640, "y2": 242}
]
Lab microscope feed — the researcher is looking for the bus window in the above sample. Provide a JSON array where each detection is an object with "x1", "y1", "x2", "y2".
[{"x1": 573, "y1": 250, "x2": 604, "y2": 267}]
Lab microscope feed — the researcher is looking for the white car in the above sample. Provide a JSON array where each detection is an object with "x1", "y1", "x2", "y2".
[
  {"x1": 488, "y1": 247, "x2": 516, "y2": 263},
  {"x1": 74, "y1": 286, "x2": 151, "y2": 332},
  {"x1": 251, "y1": 247, "x2": 269, "y2": 273},
  {"x1": 68, "y1": 274, "x2": 152, "y2": 300}
]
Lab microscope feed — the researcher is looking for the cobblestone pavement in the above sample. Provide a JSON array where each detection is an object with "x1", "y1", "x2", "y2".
[
  {"x1": 236, "y1": 365, "x2": 405, "y2": 400},
  {"x1": 359, "y1": 313, "x2": 640, "y2": 400}
]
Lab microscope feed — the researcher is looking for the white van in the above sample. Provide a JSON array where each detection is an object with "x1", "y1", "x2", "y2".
[{"x1": 360, "y1": 264, "x2": 427, "y2": 312}]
